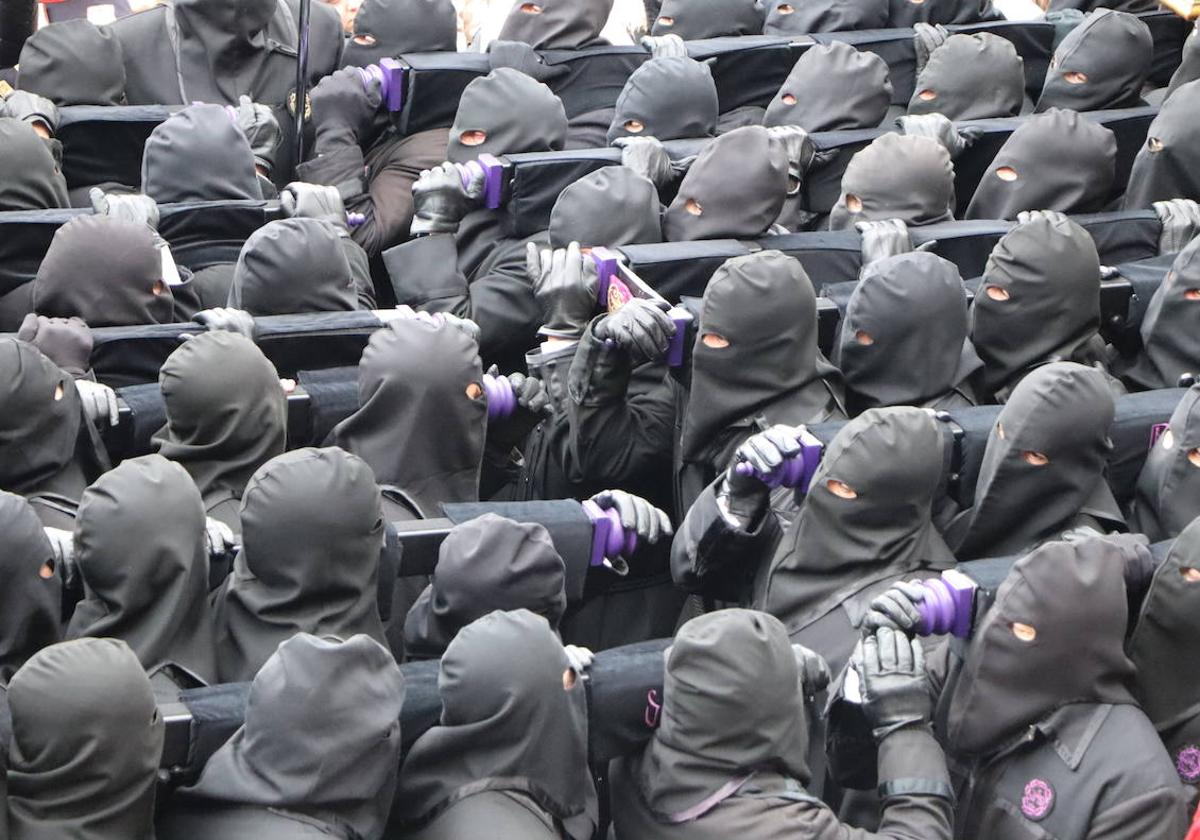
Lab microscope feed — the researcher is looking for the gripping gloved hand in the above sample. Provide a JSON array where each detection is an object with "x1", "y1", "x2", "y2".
[
  {"x1": 2, "y1": 90, "x2": 59, "y2": 134},
  {"x1": 505, "y1": 370, "x2": 552, "y2": 417},
  {"x1": 1153, "y1": 199, "x2": 1200, "y2": 254},
  {"x1": 794, "y1": 644, "x2": 832, "y2": 701},
  {"x1": 896, "y1": 113, "x2": 982, "y2": 160},
  {"x1": 766, "y1": 125, "x2": 816, "y2": 188},
  {"x1": 861, "y1": 580, "x2": 927, "y2": 632},
  {"x1": 913, "y1": 23, "x2": 950, "y2": 75},
  {"x1": 193, "y1": 308, "x2": 256, "y2": 339},
  {"x1": 230, "y1": 95, "x2": 282, "y2": 173},
  {"x1": 856, "y1": 218, "x2": 916, "y2": 265},
  {"x1": 716, "y1": 425, "x2": 803, "y2": 525},
  {"x1": 564, "y1": 644, "x2": 595, "y2": 673},
  {"x1": 613, "y1": 136, "x2": 674, "y2": 188},
  {"x1": 310, "y1": 66, "x2": 382, "y2": 149},
  {"x1": 593, "y1": 298, "x2": 676, "y2": 364},
  {"x1": 280, "y1": 181, "x2": 349, "y2": 229},
  {"x1": 205, "y1": 517, "x2": 237, "y2": 558},
  {"x1": 90, "y1": 188, "x2": 161, "y2": 230},
  {"x1": 75, "y1": 379, "x2": 120, "y2": 428},
  {"x1": 854, "y1": 626, "x2": 932, "y2": 742},
  {"x1": 43, "y1": 527, "x2": 77, "y2": 589},
  {"x1": 411, "y1": 161, "x2": 485, "y2": 236},
  {"x1": 589, "y1": 489, "x2": 673, "y2": 545},
  {"x1": 639, "y1": 33, "x2": 688, "y2": 58},
  {"x1": 527, "y1": 241, "x2": 599, "y2": 340},
  {"x1": 17, "y1": 314, "x2": 93, "y2": 377}
]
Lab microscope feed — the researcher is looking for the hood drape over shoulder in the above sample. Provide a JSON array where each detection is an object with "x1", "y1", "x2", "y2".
[{"x1": 0, "y1": 492, "x2": 61, "y2": 685}]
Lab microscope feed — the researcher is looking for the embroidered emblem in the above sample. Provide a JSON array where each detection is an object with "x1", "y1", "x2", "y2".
[
  {"x1": 1021, "y1": 779, "x2": 1055, "y2": 821},
  {"x1": 644, "y1": 689, "x2": 662, "y2": 728},
  {"x1": 1175, "y1": 745, "x2": 1200, "y2": 783}
]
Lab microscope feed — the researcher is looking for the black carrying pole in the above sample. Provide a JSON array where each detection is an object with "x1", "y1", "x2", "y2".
[{"x1": 293, "y1": 0, "x2": 312, "y2": 164}]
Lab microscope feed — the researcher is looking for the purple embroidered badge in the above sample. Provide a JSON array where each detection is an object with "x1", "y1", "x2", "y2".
[
  {"x1": 1021, "y1": 779, "x2": 1055, "y2": 821},
  {"x1": 1176, "y1": 746, "x2": 1200, "y2": 784}
]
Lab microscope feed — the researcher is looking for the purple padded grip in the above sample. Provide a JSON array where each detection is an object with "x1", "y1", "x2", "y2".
[
  {"x1": 457, "y1": 154, "x2": 505, "y2": 210},
  {"x1": 582, "y1": 500, "x2": 639, "y2": 568},
  {"x1": 733, "y1": 431, "x2": 823, "y2": 493},
  {"x1": 356, "y1": 58, "x2": 405, "y2": 112},
  {"x1": 482, "y1": 373, "x2": 517, "y2": 421},
  {"x1": 591, "y1": 247, "x2": 688, "y2": 368},
  {"x1": 915, "y1": 570, "x2": 977, "y2": 638}
]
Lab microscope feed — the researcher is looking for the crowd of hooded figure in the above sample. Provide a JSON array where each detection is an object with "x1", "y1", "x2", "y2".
[{"x1": 0, "y1": 0, "x2": 1199, "y2": 837}]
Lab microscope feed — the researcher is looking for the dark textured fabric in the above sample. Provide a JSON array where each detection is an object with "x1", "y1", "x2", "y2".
[
  {"x1": 0, "y1": 119, "x2": 68, "y2": 212},
  {"x1": 908, "y1": 33, "x2": 1024, "y2": 120},
  {"x1": 0, "y1": 493, "x2": 61, "y2": 685},
  {"x1": 18, "y1": 20, "x2": 125, "y2": 106},
  {"x1": 497, "y1": 0, "x2": 613, "y2": 48},
  {"x1": 447, "y1": 68, "x2": 567, "y2": 165},
  {"x1": 1127, "y1": 386, "x2": 1200, "y2": 542},
  {"x1": 343, "y1": 0, "x2": 457, "y2": 67},
  {"x1": 1121, "y1": 237, "x2": 1200, "y2": 391},
  {"x1": 1035, "y1": 9, "x2": 1152, "y2": 113},
  {"x1": 650, "y1": 0, "x2": 763, "y2": 39},
  {"x1": 549, "y1": 166, "x2": 661, "y2": 249},
  {"x1": 1122, "y1": 79, "x2": 1200, "y2": 210},
  {"x1": 763, "y1": 0, "x2": 887, "y2": 35},
  {"x1": 829, "y1": 133, "x2": 955, "y2": 230},
  {"x1": 228, "y1": 218, "x2": 358, "y2": 315},
  {"x1": 140, "y1": 104, "x2": 262, "y2": 204},
  {"x1": 764, "y1": 42, "x2": 892, "y2": 132},
  {"x1": 607, "y1": 57, "x2": 718, "y2": 145}
]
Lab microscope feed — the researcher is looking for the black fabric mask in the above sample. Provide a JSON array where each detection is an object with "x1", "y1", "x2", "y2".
[
  {"x1": 1122, "y1": 237, "x2": 1200, "y2": 391},
  {"x1": 946, "y1": 537, "x2": 1136, "y2": 755},
  {"x1": 394, "y1": 609, "x2": 598, "y2": 840},
  {"x1": 1165, "y1": 25, "x2": 1199, "y2": 99},
  {"x1": 970, "y1": 215, "x2": 1103, "y2": 397},
  {"x1": 0, "y1": 492, "x2": 61, "y2": 685},
  {"x1": 829, "y1": 133, "x2": 955, "y2": 230},
  {"x1": 67, "y1": 455, "x2": 217, "y2": 683},
  {"x1": 763, "y1": 42, "x2": 892, "y2": 132},
  {"x1": 0, "y1": 118, "x2": 68, "y2": 212},
  {"x1": 681, "y1": 251, "x2": 837, "y2": 462},
  {"x1": 404, "y1": 514, "x2": 567, "y2": 659},
  {"x1": 6, "y1": 638, "x2": 163, "y2": 839},
  {"x1": 141, "y1": 104, "x2": 262, "y2": 204},
  {"x1": 212, "y1": 447, "x2": 388, "y2": 682},
  {"x1": 1122, "y1": 79, "x2": 1200, "y2": 210},
  {"x1": 948, "y1": 362, "x2": 1116, "y2": 559},
  {"x1": 1035, "y1": 9, "x2": 1152, "y2": 113},
  {"x1": 343, "y1": 0, "x2": 457, "y2": 67},
  {"x1": 229, "y1": 218, "x2": 358, "y2": 315},
  {"x1": 887, "y1": 0, "x2": 991, "y2": 27},
  {"x1": 447, "y1": 68, "x2": 568, "y2": 164},
  {"x1": 965, "y1": 109, "x2": 1116, "y2": 221},
  {"x1": 762, "y1": 408, "x2": 955, "y2": 631},
  {"x1": 18, "y1": 20, "x2": 126, "y2": 106},
  {"x1": 153, "y1": 332, "x2": 286, "y2": 510},
  {"x1": 549, "y1": 166, "x2": 662, "y2": 248},
  {"x1": 836, "y1": 251, "x2": 979, "y2": 413},
  {"x1": 330, "y1": 319, "x2": 486, "y2": 513},
  {"x1": 1129, "y1": 386, "x2": 1200, "y2": 542},
  {"x1": 169, "y1": 0, "x2": 281, "y2": 103},
  {"x1": 498, "y1": 0, "x2": 613, "y2": 48},
  {"x1": 607, "y1": 57, "x2": 718, "y2": 145},
  {"x1": 664, "y1": 127, "x2": 788, "y2": 242},
  {"x1": 181, "y1": 633, "x2": 405, "y2": 839},
  {"x1": 908, "y1": 33, "x2": 1024, "y2": 121},
  {"x1": 762, "y1": 0, "x2": 886, "y2": 36},
  {"x1": 34, "y1": 215, "x2": 172, "y2": 328},
  {"x1": 650, "y1": 0, "x2": 764, "y2": 39}
]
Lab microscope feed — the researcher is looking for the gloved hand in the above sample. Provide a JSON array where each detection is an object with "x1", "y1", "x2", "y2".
[
  {"x1": 2, "y1": 90, "x2": 59, "y2": 134},
  {"x1": 435, "y1": 312, "x2": 482, "y2": 342},
  {"x1": 43, "y1": 527, "x2": 76, "y2": 589},
  {"x1": 230, "y1": 95, "x2": 282, "y2": 174},
  {"x1": 856, "y1": 218, "x2": 915, "y2": 265},
  {"x1": 717, "y1": 425, "x2": 803, "y2": 524},
  {"x1": 205, "y1": 517, "x2": 237, "y2": 559},
  {"x1": 861, "y1": 580, "x2": 927, "y2": 632},
  {"x1": 75, "y1": 379, "x2": 120, "y2": 428},
  {"x1": 766, "y1": 125, "x2": 816, "y2": 188},
  {"x1": 590, "y1": 489, "x2": 673, "y2": 545},
  {"x1": 280, "y1": 181, "x2": 349, "y2": 229},
  {"x1": 895, "y1": 113, "x2": 982, "y2": 159},
  {"x1": 794, "y1": 644, "x2": 832, "y2": 701},
  {"x1": 505, "y1": 370, "x2": 552, "y2": 416},
  {"x1": 487, "y1": 40, "x2": 570, "y2": 83},
  {"x1": 564, "y1": 644, "x2": 595, "y2": 673},
  {"x1": 639, "y1": 33, "x2": 688, "y2": 58},
  {"x1": 89, "y1": 188, "x2": 160, "y2": 230},
  {"x1": 1153, "y1": 199, "x2": 1200, "y2": 254},
  {"x1": 913, "y1": 23, "x2": 950, "y2": 75},
  {"x1": 310, "y1": 66, "x2": 382, "y2": 148},
  {"x1": 853, "y1": 627, "x2": 932, "y2": 742},
  {"x1": 613, "y1": 136, "x2": 674, "y2": 188},
  {"x1": 1016, "y1": 209, "x2": 1072, "y2": 228},
  {"x1": 411, "y1": 161, "x2": 485, "y2": 236},
  {"x1": 193, "y1": 308, "x2": 256, "y2": 339},
  {"x1": 527, "y1": 241, "x2": 599, "y2": 340},
  {"x1": 593, "y1": 298, "x2": 676, "y2": 363},
  {"x1": 17, "y1": 314, "x2": 93, "y2": 377}
]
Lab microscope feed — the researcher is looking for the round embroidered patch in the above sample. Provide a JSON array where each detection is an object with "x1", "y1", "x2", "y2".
[
  {"x1": 1021, "y1": 779, "x2": 1055, "y2": 821},
  {"x1": 1175, "y1": 745, "x2": 1200, "y2": 783}
]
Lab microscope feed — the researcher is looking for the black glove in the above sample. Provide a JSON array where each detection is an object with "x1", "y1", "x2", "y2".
[
  {"x1": 794, "y1": 644, "x2": 832, "y2": 702},
  {"x1": 411, "y1": 161, "x2": 485, "y2": 236},
  {"x1": 639, "y1": 33, "x2": 688, "y2": 58},
  {"x1": 527, "y1": 241, "x2": 599, "y2": 340},
  {"x1": 593, "y1": 298, "x2": 676, "y2": 363},
  {"x1": 854, "y1": 627, "x2": 932, "y2": 742},
  {"x1": 2, "y1": 90, "x2": 59, "y2": 134},
  {"x1": 717, "y1": 425, "x2": 803, "y2": 525},
  {"x1": 506, "y1": 371, "x2": 552, "y2": 416},
  {"x1": 590, "y1": 489, "x2": 673, "y2": 545},
  {"x1": 913, "y1": 23, "x2": 950, "y2": 75},
  {"x1": 311, "y1": 67, "x2": 382, "y2": 149},
  {"x1": 193, "y1": 308, "x2": 256, "y2": 339},
  {"x1": 766, "y1": 125, "x2": 815, "y2": 191},
  {"x1": 896, "y1": 113, "x2": 982, "y2": 160},
  {"x1": 1016, "y1": 209, "x2": 1072, "y2": 228},
  {"x1": 855, "y1": 218, "x2": 920, "y2": 266},
  {"x1": 436, "y1": 312, "x2": 482, "y2": 343},
  {"x1": 89, "y1": 188, "x2": 160, "y2": 230},
  {"x1": 231, "y1": 95, "x2": 282, "y2": 173},
  {"x1": 17, "y1": 314, "x2": 93, "y2": 377},
  {"x1": 1153, "y1": 199, "x2": 1200, "y2": 254},
  {"x1": 280, "y1": 181, "x2": 348, "y2": 229},
  {"x1": 613, "y1": 136, "x2": 674, "y2": 188},
  {"x1": 861, "y1": 580, "x2": 927, "y2": 633}
]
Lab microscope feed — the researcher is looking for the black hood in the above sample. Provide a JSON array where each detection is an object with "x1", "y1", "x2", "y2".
[
  {"x1": 18, "y1": 20, "x2": 126, "y2": 106},
  {"x1": 0, "y1": 492, "x2": 61, "y2": 685},
  {"x1": 1036, "y1": 9, "x2": 1152, "y2": 112},
  {"x1": 169, "y1": 0, "x2": 282, "y2": 103},
  {"x1": 1123, "y1": 236, "x2": 1200, "y2": 391},
  {"x1": 0, "y1": 118, "x2": 68, "y2": 212},
  {"x1": 763, "y1": 0, "x2": 886, "y2": 36},
  {"x1": 497, "y1": 0, "x2": 613, "y2": 48},
  {"x1": 829, "y1": 133, "x2": 955, "y2": 230},
  {"x1": 229, "y1": 218, "x2": 358, "y2": 315},
  {"x1": 447, "y1": 68, "x2": 568, "y2": 164},
  {"x1": 650, "y1": 0, "x2": 764, "y2": 38},
  {"x1": 1129, "y1": 385, "x2": 1200, "y2": 542},
  {"x1": 764, "y1": 42, "x2": 892, "y2": 132},
  {"x1": 908, "y1": 33, "x2": 1024, "y2": 120},
  {"x1": 607, "y1": 57, "x2": 718, "y2": 144},
  {"x1": 344, "y1": 0, "x2": 457, "y2": 66},
  {"x1": 1122, "y1": 79, "x2": 1200, "y2": 211},
  {"x1": 141, "y1": 104, "x2": 262, "y2": 204},
  {"x1": 549, "y1": 166, "x2": 662, "y2": 248}
]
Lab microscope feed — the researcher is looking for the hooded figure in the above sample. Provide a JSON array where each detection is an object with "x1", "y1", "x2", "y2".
[
  {"x1": 970, "y1": 215, "x2": 1109, "y2": 401},
  {"x1": 933, "y1": 537, "x2": 1188, "y2": 839},
  {"x1": 829, "y1": 134, "x2": 955, "y2": 230},
  {"x1": 343, "y1": 0, "x2": 457, "y2": 67},
  {"x1": 607, "y1": 57, "x2": 719, "y2": 145},
  {"x1": 66, "y1": 455, "x2": 217, "y2": 688},
  {"x1": 836, "y1": 252, "x2": 980, "y2": 414},
  {"x1": 152, "y1": 332, "x2": 287, "y2": 530},
  {"x1": 403, "y1": 515, "x2": 567, "y2": 660},
  {"x1": 212, "y1": 447, "x2": 388, "y2": 682},
  {"x1": 762, "y1": 0, "x2": 887, "y2": 36},
  {"x1": 946, "y1": 362, "x2": 1121, "y2": 559},
  {"x1": 1119, "y1": 236, "x2": 1200, "y2": 391},
  {"x1": 390, "y1": 609, "x2": 598, "y2": 840},
  {"x1": 664, "y1": 127, "x2": 789, "y2": 242},
  {"x1": 447, "y1": 68, "x2": 568, "y2": 164},
  {"x1": 0, "y1": 492, "x2": 61, "y2": 685},
  {"x1": 0, "y1": 339, "x2": 105, "y2": 530},
  {"x1": 0, "y1": 119, "x2": 69, "y2": 212},
  {"x1": 650, "y1": 0, "x2": 764, "y2": 38},
  {"x1": 1127, "y1": 386, "x2": 1200, "y2": 542},
  {"x1": 159, "y1": 634, "x2": 406, "y2": 840},
  {"x1": 1128, "y1": 519, "x2": 1200, "y2": 800},
  {"x1": 965, "y1": 110, "x2": 1116, "y2": 221},
  {"x1": 1035, "y1": 9, "x2": 1152, "y2": 113},
  {"x1": 548, "y1": 167, "x2": 662, "y2": 249},
  {"x1": 17, "y1": 20, "x2": 126, "y2": 105},
  {"x1": 140, "y1": 104, "x2": 263, "y2": 204},
  {"x1": 1122, "y1": 79, "x2": 1200, "y2": 210},
  {"x1": 497, "y1": 0, "x2": 613, "y2": 48},
  {"x1": 6, "y1": 638, "x2": 163, "y2": 840},
  {"x1": 763, "y1": 42, "x2": 893, "y2": 132},
  {"x1": 1166, "y1": 24, "x2": 1199, "y2": 99},
  {"x1": 907, "y1": 33, "x2": 1024, "y2": 120},
  {"x1": 33, "y1": 215, "x2": 173, "y2": 328},
  {"x1": 228, "y1": 218, "x2": 358, "y2": 315},
  {"x1": 678, "y1": 251, "x2": 845, "y2": 517}
]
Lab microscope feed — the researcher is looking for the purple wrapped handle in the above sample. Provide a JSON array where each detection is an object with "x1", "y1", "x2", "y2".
[
  {"x1": 356, "y1": 58, "x2": 405, "y2": 112},
  {"x1": 591, "y1": 247, "x2": 691, "y2": 368},
  {"x1": 915, "y1": 569, "x2": 977, "y2": 638},
  {"x1": 582, "y1": 499, "x2": 639, "y2": 568},
  {"x1": 482, "y1": 373, "x2": 517, "y2": 421},
  {"x1": 733, "y1": 428, "x2": 824, "y2": 493},
  {"x1": 456, "y1": 154, "x2": 505, "y2": 210}
]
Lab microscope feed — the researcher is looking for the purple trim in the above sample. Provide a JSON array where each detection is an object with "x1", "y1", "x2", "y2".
[
  {"x1": 668, "y1": 775, "x2": 756, "y2": 824},
  {"x1": 644, "y1": 689, "x2": 662, "y2": 728},
  {"x1": 1150, "y1": 422, "x2": 1170, "y2": 450},
  {"x1": 1177, "y1": 746, "x2": 1200, "y2": 783},
  {"x1": 1021, "y1": 779, "x2": 1054, "y2": 821}
]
